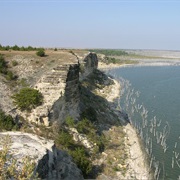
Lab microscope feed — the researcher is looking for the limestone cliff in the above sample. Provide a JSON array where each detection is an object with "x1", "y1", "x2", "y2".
[{"x1": 0, "y1": 132, "x2": 83, "y2": 180}]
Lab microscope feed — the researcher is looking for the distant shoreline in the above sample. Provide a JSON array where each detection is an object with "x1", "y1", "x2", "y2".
[{"x1": 98, "y1": 59, "x2": 180, "y2": 70}]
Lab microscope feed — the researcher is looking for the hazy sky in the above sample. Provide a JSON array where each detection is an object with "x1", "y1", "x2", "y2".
[{"x1": 0, "y1": 0, "x2": 180, "y2": 50}]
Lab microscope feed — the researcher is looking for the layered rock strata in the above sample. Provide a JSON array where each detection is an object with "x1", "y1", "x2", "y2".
[{"x1": 24, "y1": 52, "x2": 98, "y2": 126}]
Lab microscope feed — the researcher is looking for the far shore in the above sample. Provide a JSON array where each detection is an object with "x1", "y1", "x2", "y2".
[{"x1": 98, "y1": 59, "x2": 180, "y2": 70}]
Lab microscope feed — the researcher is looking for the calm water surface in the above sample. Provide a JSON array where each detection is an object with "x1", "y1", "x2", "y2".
[{"x1": 109, "y1": 66, "x2": 180, "y2": 179}]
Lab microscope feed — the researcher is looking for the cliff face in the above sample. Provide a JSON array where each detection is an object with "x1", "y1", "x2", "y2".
[
  {"x1": 50, "y1": 63, "x2": 81, "y2": 125},
  {"x1": 24, "y1": 52, "x2": 98, "y2": 126},
  {"x1": 79, "y1": 52, "x2": 98, "y2": 80}
]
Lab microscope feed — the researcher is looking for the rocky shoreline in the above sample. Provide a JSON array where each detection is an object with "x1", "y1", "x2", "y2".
[{"x1": 98, "y1": 65, "x2": 153, "y2": 179}]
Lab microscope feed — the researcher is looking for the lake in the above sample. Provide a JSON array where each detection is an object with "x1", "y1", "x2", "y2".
[{"x1": 108, "y1": 65, "x2": 180, "y2": 180}]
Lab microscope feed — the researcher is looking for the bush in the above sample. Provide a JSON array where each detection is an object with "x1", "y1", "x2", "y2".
[
  {"x1": 0, "y1": 110, "x2": 16, "y2": 131},
  {"x1": 6, "y1": 70, "x2": 17, "y2": 80},
  {"x1": 36, "y1": 49, "x2": 45, "y2": 57},
  {"x1": 65, "y1": 116, "x2": 75, "y2": 128},
  {"x1": 12, "y1": 88, "x2": 43, "y2": 111},
  {"x1": 69, "y1": 147, "x2": 92, "y2": 177},
  {"x1": 55, "y1": 129, "x2": 74, "y2": 149},
  {"x1": 12, "y1": 60, "x2": 18, "y2": 66},
  {"x1": 0, "y1": 54, "x2": 7, "y2": 74},
  {"x1": 76, "y1": 118, "x2": 95, "y2": 134},
  {"x1": 54, "y1": 48, "x2": 57, "y2": 51}
]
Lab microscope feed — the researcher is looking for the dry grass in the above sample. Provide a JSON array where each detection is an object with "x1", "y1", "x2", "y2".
[{"x1": 0, "y1": 135, "x2": 38, "y2": 180}]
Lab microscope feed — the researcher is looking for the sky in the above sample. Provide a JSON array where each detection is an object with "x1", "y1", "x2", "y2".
[{"x1": 0, "y1": 0, "x2": 180, "y2": 50}]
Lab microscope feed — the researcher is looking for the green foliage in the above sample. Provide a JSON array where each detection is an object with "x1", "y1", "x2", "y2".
[
  {"x1": 36, "y1": 49, "x2": 45, "y2": 57},
  {"x1": 76, "y1": 118, "x2": 95, "y2": 134},
  {"x1": 55, "y1": 129, "x2": 74, "y2": 149},
  {"x1": 69, "y1": 147, "x2": 92, "y2": 177},
  {"x1": 0, "y1": 54, "x2": 17, "y2": 80},
  {"x1": 105, "y1": 57, "x2": 117, "y2": 64},
  {"x1": 12, "y1": 60, "x2": 18, "y2": 66},
  {"x1": 65, "y1": 116, "x2": 75, "y2": 128},
  {"x1": 0, "y1": 135, "x2": 37, "y2": 179},
  {"x1": 6, "y1": 70, "x2": 17, "y2": 80},
  {"x1": 76, "y1": 118, "x2": 106, "y2": 152},
  {"x1": 54, "y1": 48, "x2": 57, "y2": 51},
  {"x1": 0, "y1": 54, "x2": 7, "y2": 74},
  {"x1": 55, "y1": 121, "x2": 93, "y2": 177},
  {"x1": 89, "y1": 49, "x2": 129, "y2": 56},
  {"x1": 12, "y1": 45, "x2": 20, "y2": 51},
  {"x1": 12, "y1": 88, "x2": 43, "y2": 111},
  {"x1": 0, "y1": 110, "x2": 16, "y2": 131},
  {"x1": 0, "y1": 44, "x2": 42, "y2": 51}
]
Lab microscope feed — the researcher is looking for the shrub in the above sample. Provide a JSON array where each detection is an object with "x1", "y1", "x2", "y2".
[
  {"x1": 55, "y1": 129, "x2": 74, "y2": 149},
  {"x1": 65, "y1": 116, "x2": 75, "y2": 128},
  {"x1": 0, "y1": 54, "x2": 7, "y2": 74},
  {"x1": 69, "y1": 147, "x2": 92, "y2": 177},
  {"x1": 0, "y1": 110, "x2": 16, "y2": 131},
  {"x1": 54, "y1": 48, "x2": 57, "y2": 51},
  {"x1": 76, "y1": 118, "x2": 95, "y2": 134},
  {"x1": 12, "y1": 60, "x2": 18, "y2": 66},
  {"x1": 6, "y1": 70, "x2": 16, "y2": 80},
  {"x1": 12, "y1": 87, "x2": 43, "y2": 111},
  {"x1": 36, "y1": 49, "x2": 45, "y2": 57}
]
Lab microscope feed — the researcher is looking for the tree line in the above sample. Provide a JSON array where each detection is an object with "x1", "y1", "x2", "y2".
[
  {"x1": 89, "y1": 49, "x2": 129, "y2": 56},
  {"x1": 0, "y1": 44, "x2": 44, "y2": 51}
]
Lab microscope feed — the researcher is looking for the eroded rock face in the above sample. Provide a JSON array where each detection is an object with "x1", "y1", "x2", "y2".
[
  {"x1": 0, "y1": 132, "x2": 83, "y2": 180},
  {"x1": 79, "y1": 52, "x2": 98, "y2": 80},
  {"x1": 26, "y1": 52, "x2": 98, "y2": 126},
  {"x1": 50, "y1": 63, "x2": 80, "y2": 124}
]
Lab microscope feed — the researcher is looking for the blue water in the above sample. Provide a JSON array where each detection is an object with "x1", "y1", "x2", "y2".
[{"x1": 109, "y1": 66, "x2": 180, "y2": 180}]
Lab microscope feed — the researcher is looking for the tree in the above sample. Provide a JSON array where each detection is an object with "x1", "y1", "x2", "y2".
[
  {"x1": 12, "y1": 88, "x2": 43, "y2": 111},
  {"x1": 36, "y1": 49, "x2": 45, "y2": 57},
  {"x1": 12, "y1": 45, "x2": 20, "y2": 51}
]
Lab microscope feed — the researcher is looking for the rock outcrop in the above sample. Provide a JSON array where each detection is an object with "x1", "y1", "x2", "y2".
[
  {"x1": 13, "y1": 52, "x2": 98, "y2": 126},
  {"x1": 79, "y1": 52, "x2": 98, "y2": 80},
  {"x1": 0, "y1": 132, "x2": 83, "y2": 180}
]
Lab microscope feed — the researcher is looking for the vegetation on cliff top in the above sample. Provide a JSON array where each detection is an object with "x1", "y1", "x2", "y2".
[
  {"x1": 89, "y1": 49, "x2": 129, "y2": 56},
  {"x1": 0, "y1": 54, "x2": 17, "y2": 80},
  {"x1": 0, "y1": 44, "x2": 44, "y2": 52},
  {"x1": 36, "y1": 49, "x2": 45, "y2": 57}
]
